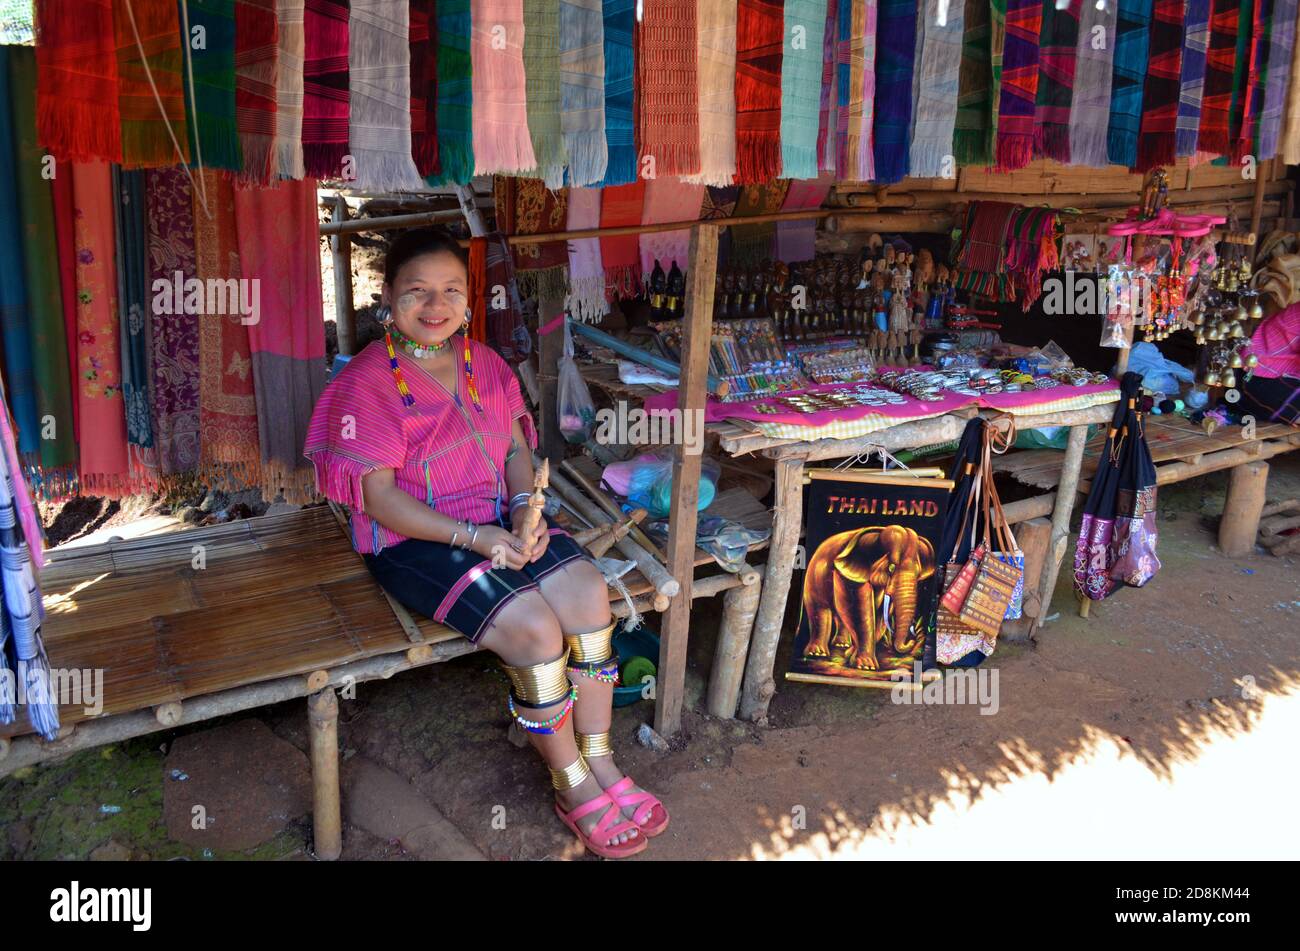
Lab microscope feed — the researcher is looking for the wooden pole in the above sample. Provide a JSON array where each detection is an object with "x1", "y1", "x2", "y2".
[
  {"x1": 824, "y1": 211, "x2": 958, "y2": 233},
  {"x1": 708, "y1": 580, "x2": 762, "y2": 719},
  {"x1": 656, "y1": 223, "x2": 720, "y2": 738},
  {"x1": 1034, "y1": 424, "x2": 1090, "y2": 632},
  {"x1": 308, "y1": 688, "x2": 343, "y2": 861},
  {"x1": 1250, "y1": 159, "x2": 1273, "y2": 239},
  {"x1": 1219, "y1": 461, "x2": 1270, "y2": 557},
  {"x1": 739, "y1": 455, "x2": 806, "y2": 723},
  {"x1": 330, "y1": 196, "x2": 357, "y2": 357},
  {"x1": 559, "y1": 460, "x2": 670, "y2": 563},
  {"x1": 537, "y1": 292, "x2": 567, "y2": 463},
  {"x1": 319, "y1": 207, "x2": 469, "y2": 236}
]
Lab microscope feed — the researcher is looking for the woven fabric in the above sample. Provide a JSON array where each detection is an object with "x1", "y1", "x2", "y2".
[
  {"x1": 1106, "y1": 0, "x2": 1153, "y2": 168},
  {"x1": 994, "y1": 0, "x2": 1043, "y2": 171},
  {"x1": 598, "y1": 179, "x2": 646, "y2": 298},
  {"x1": 560, "y1": 0, "x2": 607, "y2": 186},
  {"x1": 348, "y1": 0, "x2": 423, "y2": 188},
  {"x1": 1068, "y1": 0, "x2": 1116, "y2": 167},
  {"x1": 637, "y1": 0, "x2": 701, "y2": 176},
  {"x1": 177, "y1": 0, "x2": 241, "y2": 172},
  {"x1": 302, "y1": 0, "x2": 349, "y2": 178},
  {"x1": 910, "y1": 0, "x2": 964, "y2": 178},
  {"x1": 1177, "y1": 0, "x2": 1212, "y2": 158},
  {"x1": 597, "y1": 0, "x2": 636, "y2": 185},
  {"x1": 639, "y1": 176, "x2": 705, "y2": 276},
  {"x1": 274, "y1": 0, "x2": 306, "y2": 178},
  {"x1": 1134, "y1": 0, "x2": 1184, "y2": 171},
  {"x1": 988, "y1": 0, "x2": 1006, "y2": 160},
  {"x1": 34, "y1": 0, "x2": 123, "y2": 163},
  {"x1": 522, "y1": 0, "x2": 567, "y2": 187},
  {"x1": 683, "y1": 0, "x2": 738, "y2": 186},
  {"x1": 1033, "y1": 0, "x2": 1080, "y2": 164},
  {"x1": 112, "y1": 167, "x2": 154, "y2": 451},
  {"x1": 1281, "y1": 0, "x2": 1300, "y2": 162},
  {"x1": 734, "y1": 0, "x2": 784, "y2": 184},
  {"x1": 1198, "y1": 0, "x2": 1238, "y2": 156},
  {"x1": 235, "y1": 0, "x2": 279, "y2": 184},
  {"x1": 953, "y1": 0, "x2": 992, "y2": 166},
  {"x1": 729, "y1": 179, "x2": 790, "y2": 264},
  {"x1": 114, "y1": 0, "x2": 191, "y2": 168},
  {"x1": 408, "y1": 0, "x2": 438, "y2": 176},
  {"x1": 1260, "y1": 0, "x2": 1297, "y2": 158},
  {"x1": 429, "y1": 0, "x2": 474, "y2": 184},
  {"x1": 872, "y1": 0, "x2": 916, "y2": 184},
  {"x1": 496, "y1": 176, "x2": 570, "y2": 300},
  {"x1": 855, "y1": 0, "x2": 877, "y2": 180},
  {"x1": 780, "y1": 0, "x2": 826, "y2": 180},
  {"x1": 775, "y1": 176, "x2": 830, "y2": 263},
  {"x1": 565, "y1": 187, "x2": 608, "y2": 322},
  {"x1": 815, "y1": 0, "x2": 839, "y2": 172},
  {"x1": 1236, "y1": 0, "x2": 1269, "y2": 161},
  {"x1": 1, "y1": 0, "x2": 34, "y2": 43},
  {"x1": 471, "y1": 0, "x2": 536, "y2": 174}
]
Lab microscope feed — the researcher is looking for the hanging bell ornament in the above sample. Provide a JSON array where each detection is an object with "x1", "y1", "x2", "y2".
[
  {"x1": 1246, "y1": 353, "x2": 1259, "y2": 368},
  {"x1": 1250, "y1": 302, "x2": 1264, "y2": 321},
  {"x1": 1230, "y1": 351, "x2": 1244, "y2": 368},
  {"x1": 1235, "y1": 305, "x2": 1249, "y2": 323},
  {"x1": 1230, "y1": 322, "x2": 1245, "y2": 339},
  {"x1": 1222, "y1": 370, "x2": 1237, "y2": 388},
  {"x1": 1204, "y1": 370, "x2": 1221, "y2": 386},
  {"x1": 1195, "y1": 332, "x2": 1207, "y2": 344}
]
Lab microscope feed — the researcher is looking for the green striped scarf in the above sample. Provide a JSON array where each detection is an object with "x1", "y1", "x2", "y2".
[
  {"x1": 522, "y1": 0, "x2": 567, "y2": 187},
  {"x1": 181, "y1": 0, "x2": 243, "y2": 171}
]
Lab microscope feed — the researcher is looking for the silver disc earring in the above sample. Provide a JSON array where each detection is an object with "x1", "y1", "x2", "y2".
[
  {"x1": 463, "y1": 307, "x2": 472, "y2": 327},
  {"x1": 377, "y1": 304, "x2": 393, "y2": 326}
]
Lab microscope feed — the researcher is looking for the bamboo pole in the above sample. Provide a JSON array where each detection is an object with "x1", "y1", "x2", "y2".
[
  {"x1": 708, "y1": 580, "x2": 762, "y2": 719},
  {"x1": 756, "y1": 412, "x2": 967, "y2": 461},
  {"x1": 559, "y1": 459, "x2": 670, "y2": 563},
  {"x1": 330, "y1": 196, "x2": 357, "y2": 357},
  {"x1": 1034, "y1": 424, "x2": 1090, "y2": 633},
  {"x1": 824, "y1": 211, "x2": 958, "y2": 233},
  {"x1": 308, "y1": 688, "x2": 343, "y2": 861},
  {"x1": 319, "y1": 207, "x2": 470, "y2": 237}
]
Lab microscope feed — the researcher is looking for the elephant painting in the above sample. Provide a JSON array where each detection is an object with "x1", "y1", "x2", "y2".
[{"x1": 802, "y1": 525, "x2": 937, "y2": 671}]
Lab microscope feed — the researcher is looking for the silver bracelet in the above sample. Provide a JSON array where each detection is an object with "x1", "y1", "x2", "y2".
[
  {"x1": 449, "y1": 530, "x2": 460, "y2": 550},
  {"x1": 466, "y1": 521, "x2": 480, "y2": 547},
  {"x1": 508, "y1": 492, "x2": 532, "y2": 513}
]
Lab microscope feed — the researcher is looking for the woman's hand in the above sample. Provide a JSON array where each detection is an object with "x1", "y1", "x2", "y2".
[
  {"x1": 511, "y1": 508, "x2": 550, "y2": 563},
  {"x1": 471, "y1": 525, "x2": 532, "y2": 570}
]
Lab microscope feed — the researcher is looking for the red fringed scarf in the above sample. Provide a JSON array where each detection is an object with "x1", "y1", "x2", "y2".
[
  {"x1": 1135, "y1": 0, "x2": 1184, "y2": 170},
  {"x1": 599, "y1": 180, "x2": 646, "y2": 299},
  {"x1": 994, "y1": 0, "x2": 1043, "y2": 171},
  {"x1": 734, "y1": 0, "x2": 784, "y2": 185},
  {"x1": 637, "y1": 0, "x2": 700, "y2": 176},
  {"x1": 34, "y1": 0, "x2": 123, "y2": 163},
  {"x1": 302, "y1": 0, "x2": 350, "y2": 178},
  {"x1": 235, "y1": 0, "x2": 279, "y2": 183},
  {"x1": 1198, "y1": 0, "x2": 1238, "y2": 156},
  {"x1": 1234, "y1": 0, "x2": 1267, "y2": 161},
  {"x1": 114, "y1": 0, "x2": 191, "y2": 167},
  {"x1": 409, "y1": 0, "x2": 439, "y2": 177}
]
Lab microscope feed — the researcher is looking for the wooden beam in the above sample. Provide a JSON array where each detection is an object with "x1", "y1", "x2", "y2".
[
  {"x1": 1034, "y1": 424, "x2": 1090, "y2": 633},
  {"x1": 537, "y1": 293, "x2": 566, "y2": 463},
  {"x1": 308, "y1": 688, "x2": 343, "y2": 861},
  {"x1": 656, "y1": 223, "x2": 720, "y2": 738},
  {"x1": 708, "y1": 581, "x2": 763, "y2": 719},
  {"x1": 1219, "y1": 461, "x2": 1270, "y2": 557}
]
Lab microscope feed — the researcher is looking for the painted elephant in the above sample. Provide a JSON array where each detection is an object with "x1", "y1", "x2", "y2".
[{"x1": 802, "y1": 525, "x2": 936, "y2": 670}]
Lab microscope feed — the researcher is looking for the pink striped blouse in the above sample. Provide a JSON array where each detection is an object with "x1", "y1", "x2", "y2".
[{"x1": 304, "y1": 338, "x2": 538, "y2": 554}]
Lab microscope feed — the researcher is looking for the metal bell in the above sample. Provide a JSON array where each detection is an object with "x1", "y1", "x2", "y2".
[
  {"x1": 1235, "y1": 305, "x2": 1249, "y2": 323},
  {"x1": 1230, "y1": 351, "x2": 1243, "y2": 368},
  {"x1": 1246, "y1": 353, "x2": 1259, "y2": 368},
  {"x1": 1230, "y1": 322, "x2": 1245, "y2": 339},
  {"x1": 1204, "y1": 370, "x2": 1221, "y2": 386},
  {"x1": 1250, "y1": 303, "x2": 1264, "y2": 321},
  {"x1": 1222, "y1": 370, "x2": 1237, "y2": 388}
]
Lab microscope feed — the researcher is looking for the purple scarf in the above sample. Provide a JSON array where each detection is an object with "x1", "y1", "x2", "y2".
[
  {"x1": 872, "y1": 0, "x2": 916, "y2": 184},
  {"x1": 1177, "y1": 0, "x2": 1212, "y2": 157}
]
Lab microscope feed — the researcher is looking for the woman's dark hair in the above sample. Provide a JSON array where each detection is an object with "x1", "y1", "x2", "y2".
[{"x1": 383, "y1": 226, "x2": 468, "y2": 286}]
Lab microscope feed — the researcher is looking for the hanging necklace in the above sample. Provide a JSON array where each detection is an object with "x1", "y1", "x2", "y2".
[
  {"x1": 386, "y1": 322, "x2": 454, "y2": 358},
  {"x1": 384, "y1": 326, "x2": 485, "y2": 414}
]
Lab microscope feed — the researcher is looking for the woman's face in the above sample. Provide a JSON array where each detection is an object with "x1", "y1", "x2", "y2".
[{"x1": 384, "y1": 250, "x2": 469, "y2": 348}]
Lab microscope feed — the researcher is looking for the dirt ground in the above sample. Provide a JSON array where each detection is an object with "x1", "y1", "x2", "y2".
[{"x1": 4, "y1": 456, "x2": 1299, "y2": 861}]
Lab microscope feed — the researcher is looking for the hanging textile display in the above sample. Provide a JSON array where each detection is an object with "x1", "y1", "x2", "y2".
[
  {"x1": 988, "y1": 0, "x2": 1006, "y2": 162},
  {"x1": 471, "y1": 0, "x2": 536, "y2": 175},
  {"x1": 348, "y1": 0, "x2": 424, "y2": 188},
  {"x1": 1176, "y1": 0, "x2": 1212, "y2": 159},
  {"x1": 598, "y1": 179, "x2": 645, "y2": 298},
  {"x1": 786, "y1": 470, "x2": 952, "y2": 688},
  {"x1": 10, "y1": 47, "x2": 77, "y2": 489},
  {"x1": 815, "y1": 0, "x2": 838, "y2": 174},
  {"x1": 833, "y1": 0, "x2": 851, "y2": 176},
  {"x1": 1135, "y1": 0, "x2": 1184, "y2": 171},
  {"x1": 953, "y1": 0, "x2": 992, "y2": 166},
  {"x1": 559, "y1": 0, "x2": 608, "y2": 187},
  {"x1": 1260, "y1": 0, "x2": 1298, "y2": 158},
  {"x1": 301, "y1": 0, "x2": 350, "y2": 180},
  {"x1": 1, "y1": 0, "x2": 34, "y2": 43},
  {"x1": 112, "y1": 167, "x2": 155, "y2": 453},
  {"x1": 637, "y1": 0, "x2": 701, "y2": 177},
  {"x1": 597, "y1": 0, "x2": 636, "y2": 186},
  {"x1": 639, "y1": 177, "x2": 705, "y2": 277},
  {"x1": 1198, "y1": 0, "x2": 1238, "y2": 158},
  {"x1": 495, "y1": 176, "x2": 570, "y2": 300},
  {"x1": 872, "y1": 0, "x2": 917, "y2": 184},
  {"x1": 71, "y1": 161, "x2": 134, "y2": 497},
  {"x1": 273, "y1": 0, "x2": 307, "y2": 179},
  {"x1": 1106, "y1": 0, "x2": 1153, "y2": 168},
  {"x1": 775, "y1": 176, "x2": 831, "y2": 264},
  {"x1": 178, "y1": 0, "x2": 242, "y2": 173},
  {"x1": 565, "y1": 187, "x2": 609, "y2": 322},
  {"x1": 778, "y1": 0, "x2": 825, "y2": 181},
  {"x1": 33, "y1": 0, "x2": 122, "y2": 164},
  {"x1": 146, "y1": 167, "x2": 201, "y2": 476},
  {"x1": 729, "y1": 179, "x2": 790, "y2": 264},
  {"x1": 50, "y1": 170, "x2": 79, "y2": 446},
  {"x1": 853, "y1": 0, "x2": 877, "y2": 181},
  {"x1": 483, "y1": 234, "x2": 529, "y2": 361},
  {"x1": 196, "y1": 170, "x2": 262, "y2": 489},
  {"x1": 910, "y1": 0, "x2": 964, "y2": 178},
  {"x1": 236, "y1": 0, "x2": 281, "y2": 184},
  {"x1": 1281, "y1": 1, "x2": 1300, "y2": 163},
  {"x1": 684, "y1": 0, "x2": 737, "y2": 187},
  {"x1": 733, "y1": 0, "x2": 784, "y2": 185},
  {"x1": 1032, "y1": 0, "x2": 1080, "y2": 164},
  {"x1": 1236, "y1": 0, "x2": 1270, "y2": 162},
  {"x1": 233, "y1": 179, "x2": 326, "y2": 503},
  {"x1": 521, "y1": 0, "x2": 567, "y2": 188},
  {"x1": 114, "y1": 0, "x2": 191, "y2": 168},
  {"x1": 994, "y1": 0, "x2": 1043, "y2": 171},
  {"x1": 408, "y1": 0, "x2": 438, "y2": 177},
  {"x1": 430, "y1": 0, "x2": 474, "y2": 184}
]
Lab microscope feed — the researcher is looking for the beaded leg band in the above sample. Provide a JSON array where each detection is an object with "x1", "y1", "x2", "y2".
[{"x1": 502, "y1": 650, "x2": 575, "y2": 735}]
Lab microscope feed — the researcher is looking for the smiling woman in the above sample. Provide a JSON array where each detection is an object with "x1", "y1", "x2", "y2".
[{"x1": 302, "y1": 227, "x2": 668, "y2": 858}]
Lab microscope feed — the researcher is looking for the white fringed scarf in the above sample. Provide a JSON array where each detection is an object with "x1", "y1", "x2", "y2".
[
  {"x1": 560, "y1": 0, "x2": 608, "y2": 186},
  {"x1": 565, "y1": 187, "x2": 609, "y2": 321},
  {"x1": 274, "y1": 0, "x2": 306, "y2": 179},
  {"x1": 348, "y1": 0, "x2": 424, "y2": 189},
  {"x1": 682, "y1": 0, "x2": 737, "y2": 186}
]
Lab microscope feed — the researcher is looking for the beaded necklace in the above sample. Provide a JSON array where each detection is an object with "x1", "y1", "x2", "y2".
[{"x1": 384, "y1": 326, "x2": 484, "y2": 413}]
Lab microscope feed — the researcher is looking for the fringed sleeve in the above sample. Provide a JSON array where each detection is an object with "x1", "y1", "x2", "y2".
[{"x1": 302, "y1": 354, "x2": 409, "y2": 513}]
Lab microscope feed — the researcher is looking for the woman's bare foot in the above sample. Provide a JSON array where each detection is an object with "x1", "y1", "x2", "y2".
[
  {"x1": 555, "y1": 773, "x2": 640, "y2": 848},
  {"x1": 585, "y1": 754, "x2": 659, "y2": 828}
]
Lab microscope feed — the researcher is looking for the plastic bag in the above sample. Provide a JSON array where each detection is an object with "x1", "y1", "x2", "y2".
[
  {"x1": 694, "y1": 517, "x2": 771, "y2": 572},
  {"x1": 558, "y1": 320, "x2": 597, "y2": 444},
  {"x1": 603, "y1": 450, "x2": 721, "y2": 518}
]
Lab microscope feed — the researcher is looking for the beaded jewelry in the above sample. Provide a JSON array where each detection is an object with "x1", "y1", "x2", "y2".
[
  {"x1": 568, "y1": 660, "x2": 621, "y2": 685},
  {"x1": 509, "y1": 685, "x2": 578, "y2": 734}
]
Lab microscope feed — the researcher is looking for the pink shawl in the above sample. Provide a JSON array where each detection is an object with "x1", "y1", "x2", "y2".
[
  {"x1": 639, "y1": 176, "x2": 706, "y2": 276},
  {"x1": 471, "y1": 0, "x2": 537, "y2": 173},
  {"x1": 565, "y1": 186, "x2": 608, "y2": 322}
]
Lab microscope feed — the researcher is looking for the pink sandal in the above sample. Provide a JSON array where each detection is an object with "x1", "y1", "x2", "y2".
[
  {"x1": 602, "y1": 777, "x2": 670, "y2": 837},
  {"x1": 554, "y1": 791, "x2": 648, "y2": 859}
]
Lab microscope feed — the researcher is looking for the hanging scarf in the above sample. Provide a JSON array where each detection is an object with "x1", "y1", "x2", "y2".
[
  {"x1": 1281, "y1": 1, "x2": 1300, "y2": 163},
  {"x1": 639, "y1": 177, "x2": 705, "y2": 276},
  {"x1": 988, "y1": 0, "x2": 1006, "y2": 161},
  {"x1": 1261, "y1": 0, "x2": 1298, "y2": 157},
  {"x1": 778, "y1": 0, "x2": 824, "y2": 180},
  {"x1": 10, "y1": 47, "x2": 78, "y2": 490},
  {"x1": 1033, "y1": 0, "x2": 1080, "y2": 164},
  {"x1": 683, "y1": 0, "x2": 738, "y2": 186},
  {"x1": 470, "y1": 0, "x2": 535, "y2": 175},
  {"x1": 195, "y1": 170, "x2": 261, "y2": 490},
  {"x1": 112, "y1": 167, "x2": 155, "y2": 452},
  {"x1": 994, "y1": 0, "x2": 1043, "y2": 171},
  {"x1": 495, "y1": 176, "x2": 570, "y2": 300},
  {"x1": 1229, "y1": 0, "x2": 1263, "y2": 161},
  {"x1": 483, "y1": 234, "x2": 528, "y2": 360},
  {"x1": 407, "y1": 0, "x2": 438, "y2": 177},
  {"x1": 559, "y1": 0, "x2": 608, "y2": 187},
  {"x1": 954, "y1": 0, "x2": 992, "y2": 166},
  {"x1": 730, "y1": 179, "x2": 791, "y2": 264},
  {"x1": 114, "y1": 0, "x2": 191, "y2": 168},
  {"x1": 429, "y1": 0, "x2": 473, "y2": 184},
  {"x1": 234, "y1": 178, "x2": 325, "y2": 504},
  {"x1": 51, "y1": 172, "x2": 79, "y2": 447},
  {"x1": 816, "y1": 0, "x2": 839, "y2": 173},
  {"x1": 565, "y1": 187, "x2": 609, "y2": 322},
  {"x1": 1069, "y1": 0, "x2": 1116, "y2": 167},
  {"x1": 1133, "y1": 0, "x2": 1183, "y2": 171},
  {"x1": 911, "y1": 0, "x2": 964, "y2": 178},
  {"x1": 1106, "y1": 0, "x2": 1153, "y2": 168},
  {"x1": 522, "y1": 0, "x2": 567, "y2": 187},
  {"x1": 274, "y1": 0, "x2": 307, "y2": 179},
  {"x1": 733, "y1": 0, "x2": 784, "y2": 184},
  {"x1": 72, "y1": 161, "x2": 134, "y2": 497},
  {"x1": 596, "y1": 0, "x2": 636, "y2": 186},
  {"x1": 0, "y1": 386, "x2": 44, "y2": 570},
  {"x1": 1, "y1": 0, "x2": 34, "y2": 43},
  {"x1": 146, "y1": 167, "x2": 201, "y2": 476},
  {"x1": 1241, "y1": 0, "x2": 1274, "y2": 160},
  {"x1": 598, "y1": 179, "x2": 645, "y2": 298},
  {"x1": 1177, "y1": 0, "x2": 1212, "y2": 158},
  {"x1": 349, "y1": 0, "x2": 424, "y2": 187},
  {"x1": 638, "y1": 0, "x2": 701, "y2": 176},
  {"x1": 33, "y1": 0, "x2": 122, "y2": 163},
  {"x1": 1198, "y1": 0, "x2": 1238, "y2": 157},
  {"x1": 302, "y1": 0, "x2": 350, "y2": 179},
  {"x1": 834, "y1": 0, "x2": 851, "y2": 175},
  {"x1": 846, "y1": 0, "x2": 872, "y2": 181},
  {"x1": 177, "y1": 0, "x2": 241, "y2": 173},
  {"x1": 855, "y1": 0, "x2": 877, "y2": 181},
  {"x1": 775, "y1": 176, "x2": 830, "y2": 263},
  {"x1": 872, "y1": 0, "x2": 916, "y2": 184}
]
